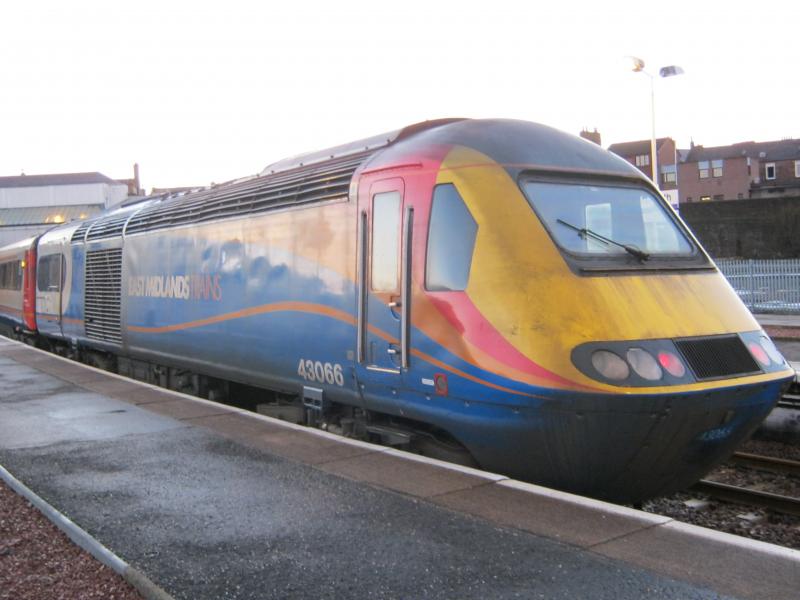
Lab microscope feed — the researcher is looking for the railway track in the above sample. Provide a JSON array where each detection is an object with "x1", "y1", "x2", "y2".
[
  {"x1": 730, "y1": 451, "x2": 800, "y2": 476},
  {"x1": 688, "y1": 452, "x2": 800, "y2": 517},
  {"x1": 690, "y1": 480, "x2": 800, "y2": 517}
]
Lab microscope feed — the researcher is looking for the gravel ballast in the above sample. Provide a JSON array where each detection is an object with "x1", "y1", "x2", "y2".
[{"x1": 0, "y1": 478, "x2": 141, "y2": 600}]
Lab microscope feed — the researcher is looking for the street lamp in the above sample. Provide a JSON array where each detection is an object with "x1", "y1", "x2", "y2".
[{"x1": 628, "y1": 56, "x2": 684, "y2": 192}]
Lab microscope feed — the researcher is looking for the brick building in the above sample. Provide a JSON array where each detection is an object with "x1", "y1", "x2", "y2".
[
  {"x1": 607, "y1": 137, "x2": 679, "y2": 207},
  {"x1": 605, "y1": 135, "x2": 800, "y2": 205}
]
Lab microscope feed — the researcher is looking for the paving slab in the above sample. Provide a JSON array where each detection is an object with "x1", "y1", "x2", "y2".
[
  {"x1": 430, "y1": 478, "x2": 669, "y2": 548},
  {"x1": 592, "y1": 520, "x2": 800, "y2": 600},
  {"x1": 143, "y1": 398, "x2": 236, "y2": 421},
  {"x1": 318, "y1": 450, "x2": 507, "y2": 498}
]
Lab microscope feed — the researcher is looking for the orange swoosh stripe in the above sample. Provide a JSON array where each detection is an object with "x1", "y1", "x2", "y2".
[
  {"x1": 410, "y1": 348, "x2": 541, "y2": 398},
  {"x1": 128, "y1": 301, "x2": 543, "y2": 397},
  {"x1": 127, "y1": 302, "x2": 357, "y2": 334}
]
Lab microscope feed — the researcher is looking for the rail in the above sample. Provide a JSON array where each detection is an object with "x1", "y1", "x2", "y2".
[
  {"x1": 730, "y1": 452, "x2": 800, "y2": 477},
  {"x1": 690, "y1": 480, "x2": 800, "y2": 517}
]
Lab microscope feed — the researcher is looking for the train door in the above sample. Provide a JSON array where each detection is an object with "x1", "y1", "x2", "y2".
[
  {"x1": 355, "y1": 177, "x2": 413, "y2": 408},
  {"x1": 35, "y1": 252, "x2": 66, "y2": 337}
]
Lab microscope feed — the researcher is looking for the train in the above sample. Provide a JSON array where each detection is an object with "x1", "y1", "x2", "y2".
[{"x1": 0, "y1": 118, "x2": 793, "y2": 503}]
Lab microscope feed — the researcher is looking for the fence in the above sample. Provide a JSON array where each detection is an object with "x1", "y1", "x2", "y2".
[{"x1": 716, "y1": 259, "x2": 800, "y2": 314}]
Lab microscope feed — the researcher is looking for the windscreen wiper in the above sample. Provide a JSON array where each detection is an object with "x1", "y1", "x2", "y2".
[{"x1": 556, "y1": 219, "x2": 650, "y2": 262}]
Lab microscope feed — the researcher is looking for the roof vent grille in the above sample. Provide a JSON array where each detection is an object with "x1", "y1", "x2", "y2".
[{"x1": 125, "y1": 151, "x2": 371, "y2": 235}]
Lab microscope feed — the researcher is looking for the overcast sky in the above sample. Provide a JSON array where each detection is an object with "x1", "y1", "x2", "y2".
[{"x1": 1, "y1": 1, "x2": 797, "y2": 190}]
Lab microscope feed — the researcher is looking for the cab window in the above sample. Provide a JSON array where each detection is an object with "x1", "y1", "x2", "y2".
[
  {"x1": 522, "y1": 180, "x2": 693, "y2": 257},
  {"x1": 426, "y1": 184, "x2": 478, "y2": 291},
  {"x1": 37, "y1": 254, "x2": 65, "y2": 292}
]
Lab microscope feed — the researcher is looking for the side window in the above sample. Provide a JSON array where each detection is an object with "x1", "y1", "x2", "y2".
[
  {"x1": 0, "y1": 261, "x2": 18, "y2": 290},
  {"x1": 426, "y1": 184, "x2": 478, "y2": 291},
  {"x1": 37, "y1": 254, "x2": 64, "y2": 292},
  {"x1": 371, "y1": 191, "x2": 401, "y2": 292}
]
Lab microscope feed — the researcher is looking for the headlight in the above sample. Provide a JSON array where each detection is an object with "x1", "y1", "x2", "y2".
[
  {"x1": 626, "y1": 348, "x2": 663, "y2": 381},
  {"x1": 591, "y1": 350, "x2": 630, "y2": 380}
]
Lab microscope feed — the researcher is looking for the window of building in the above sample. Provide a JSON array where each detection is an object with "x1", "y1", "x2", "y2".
[
  {"x1": 426, "y1": 184, "x2": 478, "y2": 291},
  {"x1": 371, "y1": 192, "x2": 401, "y2": 292},
  {"x1": 663, "y1": 171, "x2": 676, "y2": 184},
  {"x1": 635, "y1": 154, "x2": 650, "y2": 167},
  {"x1": 765, "y1": 163, "x2": 776, "y2": 180},
  {"x1": 712, "y1": 159, "x2": 723, "y2": 177},
  {"x1": 700, "y1": 195, "x2": 711, "y2": 202},
  {"x1": 37, "y1": 254, "x2": 65, "y2": 292},
  {"x1": 795, "y1": 160, "x2": 800, "y2": 178},
  {"x1": 698, "y1": 161, "x2": 710, "y2": 179},
  {"x1": 0, "y1": 260, "x2": 22, "y2": 290}
]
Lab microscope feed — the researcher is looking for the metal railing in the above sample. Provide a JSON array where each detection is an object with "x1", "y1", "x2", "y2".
[{"x1": 716, "y1": 259, "x2": 800, "y2": 314}]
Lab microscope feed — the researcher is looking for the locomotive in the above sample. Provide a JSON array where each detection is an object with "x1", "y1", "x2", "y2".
[{"x1": 0, "y1": 118, "x2": 793, "y2": 503}]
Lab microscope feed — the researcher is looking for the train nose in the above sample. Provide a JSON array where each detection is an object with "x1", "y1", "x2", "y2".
[{"x1": 484, "y1": 381, "x2": 783, "y2": 503}]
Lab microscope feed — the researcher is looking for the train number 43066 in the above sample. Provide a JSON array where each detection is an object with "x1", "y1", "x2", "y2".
[{"x1": 297, "y1": 359, "x2": 345, "y2": 386}]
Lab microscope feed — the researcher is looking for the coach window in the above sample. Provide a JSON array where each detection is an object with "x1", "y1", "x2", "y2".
[
  {"x1": 426, "y1": 184, "x2": 478, "y2": 291},
  {"x1": 37, "y1": 254, "x2": 64, "y2": 292},
  {"x1": 371, "y1": 191, "x2": 401, "y2": 292},
  {"x1": 0, "y1": 260, "x2": 21, "y2": 290}
]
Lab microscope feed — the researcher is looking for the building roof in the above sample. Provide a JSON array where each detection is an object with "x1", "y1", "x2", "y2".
[
  {"x1": 684, "y1": 139, "x2": 800, "y2": 163},
  {"x1": 0, "y1": 205, "x2": 103, "y2": 227},
  {"x1": 607, "y1": 138, "x2": 672, "y2": 157},
  {"x1": 0, "y1": 172, "x2": 121, "y2": 189}
]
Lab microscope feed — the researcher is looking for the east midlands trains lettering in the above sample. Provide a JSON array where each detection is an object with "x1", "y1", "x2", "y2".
[{"x1": 127, "y1": 274, "x2": 222, "y2": 301}]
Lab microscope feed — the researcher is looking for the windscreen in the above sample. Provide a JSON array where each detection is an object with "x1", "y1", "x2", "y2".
[{"x1": 522, "y1": 181, "x2": 693, "y2": 257}]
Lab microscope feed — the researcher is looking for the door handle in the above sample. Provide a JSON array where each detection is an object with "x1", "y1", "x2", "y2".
[{"x1": 387, "y1": 346, "x2": 399, "y2": 355}]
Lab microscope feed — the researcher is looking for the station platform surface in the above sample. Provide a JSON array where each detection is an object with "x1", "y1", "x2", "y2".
[{"x1": 1, "y1": 338, "x2": 798, "y2": 600}]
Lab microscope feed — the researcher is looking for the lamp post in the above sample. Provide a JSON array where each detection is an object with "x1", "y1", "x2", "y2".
[{"x1": 628, "y1": 57, "x2": 684, "y2": 193}]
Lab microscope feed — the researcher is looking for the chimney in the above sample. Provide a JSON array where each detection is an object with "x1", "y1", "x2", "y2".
[
  {"x1": 580, "y1": 128, "x2": 602, "y2": 146},
  {"x1": 133, "y1": 163, "x2": 141, "y2": 195}
]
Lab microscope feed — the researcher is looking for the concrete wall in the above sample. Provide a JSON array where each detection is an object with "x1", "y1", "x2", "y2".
[{"x1": 680, "y1": 196, "x2": 800, "y2": 259}]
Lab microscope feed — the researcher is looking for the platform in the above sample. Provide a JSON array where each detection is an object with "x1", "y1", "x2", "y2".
[{"x1": 0, "y1": 338, "x2": 798, "y2": 600}]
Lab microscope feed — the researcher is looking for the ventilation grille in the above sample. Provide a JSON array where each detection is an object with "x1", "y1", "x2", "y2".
[
  {"x1": 675, "y1": 335, "x2": 760, "y2": 380},
  {"x1": 71, "y1": 219, "x2": 96, "y2": 243},
  {"x1": 84, "y1": 249, "x2": 122, "y2": 344},
  {"x1": 85, "y1": 213, "x2": 131, "y2": 241},
  {"x1": 125, "y1": 151, "x2": 370, "y2": 235}
]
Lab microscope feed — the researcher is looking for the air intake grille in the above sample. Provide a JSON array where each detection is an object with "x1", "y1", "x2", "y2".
[
  {"x1": 85, "y1": 214, "x2": 130, "y2": 241},
  {"x1": 675, "y1": 335, "x2": 760, "y2": 380},
  {"x1": 71, "y1": 219, "x2": 96, "y2": 243},
  {"x1": 125, "y1": 151, "x2": 370, "y2": 235},
  {"x1": 84, "y1": 249, "x2": 122, "y2": 344}
]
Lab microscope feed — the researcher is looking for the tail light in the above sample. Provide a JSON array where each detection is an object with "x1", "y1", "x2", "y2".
[{"x1": 657, "y1": 351, "x2": 686, "y2": 378}]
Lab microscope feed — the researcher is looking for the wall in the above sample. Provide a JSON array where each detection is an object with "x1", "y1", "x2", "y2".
[
  {"x1": 0, "y1": 182, "x2": 127, "y2": 209},
  {"x1": 680, "y1": 196, "x2": 800, "y2": 259}
]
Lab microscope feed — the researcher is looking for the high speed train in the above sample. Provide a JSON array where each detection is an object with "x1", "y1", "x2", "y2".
[{"x1": 0, "y1": 118, "x2": 793, "y2": 503}]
